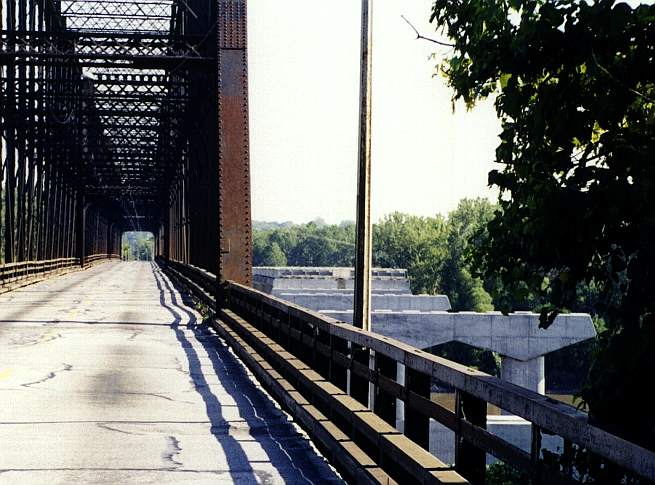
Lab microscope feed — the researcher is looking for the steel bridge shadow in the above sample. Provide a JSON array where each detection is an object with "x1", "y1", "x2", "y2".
[{"x1": 151, "y1": 263, "x2": 329, "y2": 484}]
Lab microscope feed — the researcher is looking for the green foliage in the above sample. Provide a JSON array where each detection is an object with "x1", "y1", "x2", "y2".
[
  {"x1": 253, "y1": 199, "x2": 497, "y2": 301},
  {"x1": 253, "y1": 198, "x2": 603, "y2": 385},
  {"x1": 433, "y1": 341, "x2": 500, "y2": 375},
  {"x1": 374, "y1": 212, "x2": 448, "y2": 294},
  {"x1": 431, "y1": 0, "x2": 655, "y2": 448},
  {"x1": 121, "y1": 243, "x2": 130, "y2": 260},
  {"x1": 122, "y1": 231, "x2": 154, "y2": 261},
  {"x1": 485, "y1": 463, "x2": 529, "y2": 485},
  {"x1": 440, "y1": 199, "x2": 495, "y2": 311},
  {"x1": 542, "y1": 444, "x2": 642, "y2": 484},
  {"x1": 253, "y1": 221, "x2": 355, "y2": 267},
  {"x1": 260, "y1": 242, "x2": 288, "y2": 266}
]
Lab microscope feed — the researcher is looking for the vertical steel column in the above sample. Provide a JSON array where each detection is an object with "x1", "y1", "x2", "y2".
[
  {"x1": 163, "y1": 208, "x2": 170, "y2": 259},
  {"x1": 15, "y1": 0, "x2": 27, "y2": 262},
  {"x1": 4, "y1": 0, "x2": 17, "y2": 263},
  {"x1": 217, "y1": 0, "x2": 252, "y2": 286},
  {"x1": 76, "y1": 192, "x2": 85, "y2": 267},
  {"x1": 25, "y1": 152, "x2": 36, "y2": 261},
  {"x1": 107, "y1": 223, "x2": 113, "y2": 257}
]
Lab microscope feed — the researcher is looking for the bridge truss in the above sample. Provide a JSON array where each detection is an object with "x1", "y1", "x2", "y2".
[{"x1": 1, "y1": 0, "x2": 251, "y2": 282}]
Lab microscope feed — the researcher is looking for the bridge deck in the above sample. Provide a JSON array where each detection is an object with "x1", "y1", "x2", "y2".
[{"x1": 0, "y1": 262, "x2": 342, "y2": 484}]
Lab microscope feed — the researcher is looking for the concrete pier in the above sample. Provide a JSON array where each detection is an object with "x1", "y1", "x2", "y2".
[
  {"x1": 501, "y1": 356, "x2": 546, "y2": 395},
  {"x1": 323, "y1": 310, "x2": 596, "y2": 365},
  {"x1": 254, "y1": 266, "x2": 412, "y2": 295}
]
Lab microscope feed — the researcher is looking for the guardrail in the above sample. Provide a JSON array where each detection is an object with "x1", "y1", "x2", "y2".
[
  {"x1": 0, "y1": 257, "x2": 79, "y2": 290},
  {"x1": 0, "y1": 254, "x2": 119, "y2": 292},
  {"x1": 84, "y1": 253, "x2": 120, "y2": 268},
  {"x1": 159, "y1": 258, "x2": 655, "y2": 485}
]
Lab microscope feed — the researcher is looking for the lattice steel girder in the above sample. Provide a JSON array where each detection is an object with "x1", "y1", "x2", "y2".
[
  {"x1": 2, "y1": 0, "x2": 252, "y2": 281},
  {"x1": 2, "y1": 31, "x2": 205, "y2": 51},
  {"x1": 69, "y1": 50, "x2": 197, "y2": 64},
  {"x1": 1, "y1": 72, "x2": 187, "y2": 86}
]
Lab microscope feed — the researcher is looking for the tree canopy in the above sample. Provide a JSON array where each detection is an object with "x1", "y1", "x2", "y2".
[
  {"x1": 431, "y1": 0, "x2": 655, "y2": 448},
  {"x1": 253, "y1": 199, "x2": 497, "y2": 311}
]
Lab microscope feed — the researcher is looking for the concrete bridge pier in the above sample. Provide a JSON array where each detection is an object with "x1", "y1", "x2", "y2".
[{"x1": 500, "y1": 356, "x2": 545, "y2": 395}]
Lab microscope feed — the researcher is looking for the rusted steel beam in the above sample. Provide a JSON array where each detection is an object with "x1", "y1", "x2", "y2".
[
  {"x1": 75, "y1": 193, "x2": 86, "y2": 268},
  {"x1": 217, "y1": 0, "x2": 252, "y2": 287}
]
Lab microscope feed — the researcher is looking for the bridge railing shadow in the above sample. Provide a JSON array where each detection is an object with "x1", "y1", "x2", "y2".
[{"x1": 151, "y1": 263, "x2": 332, "y2": 484}]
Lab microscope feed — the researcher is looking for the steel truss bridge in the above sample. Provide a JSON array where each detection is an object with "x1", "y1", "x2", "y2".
[
  {"x1": 1, "y1": 1, "x2": 654, "y2": 484},
  {"x1": 1, "y1": 0, "x2": 249, "y2": 277}
]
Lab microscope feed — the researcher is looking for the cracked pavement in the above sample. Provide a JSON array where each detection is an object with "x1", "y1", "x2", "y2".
[{"x1": 0, "y1": 262, "x2": 342, "y2": 484}]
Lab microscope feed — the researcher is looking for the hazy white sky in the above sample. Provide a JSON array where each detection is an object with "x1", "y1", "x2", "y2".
[{"x1": 248, "y1": 0, "x2": 501, "y2": 223}]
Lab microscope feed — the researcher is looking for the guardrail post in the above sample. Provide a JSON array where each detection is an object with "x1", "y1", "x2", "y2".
[
  {"x1": 330, "y1": 334, "x2": 348, "y2": 392},
  {"x1": 375, "y1": 353, "x2": 397, "y2": 426},
  {"x1": 314, "y1": 326, "x2": 328, "y2": 378},
  {"x1": 455, "y1": 390, "x2": 487, "y2": 484},
  {"x1": 75, "y1": 192, "x2": 86, "y2": 268},
  {"x1": 405, "y1": 367, "x2": 430, "y2": 449},
  {"x1": 530, "y1": 424, "x2": 543, "y2": 484},
  {"x1": 350, "y1": 345, "x2": 370, "y2": 407}
]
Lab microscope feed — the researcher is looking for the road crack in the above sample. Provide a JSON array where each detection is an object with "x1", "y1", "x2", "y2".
[{"x1": 20, "y1": 363, "x2": 72, "y2": 388}]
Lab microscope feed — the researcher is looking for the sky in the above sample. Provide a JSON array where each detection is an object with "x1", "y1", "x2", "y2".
[{"x1": 248, "y1": 0, "x2": 501, "y2": 224}]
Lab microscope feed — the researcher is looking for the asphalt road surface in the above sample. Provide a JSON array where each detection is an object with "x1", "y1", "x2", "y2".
[{"x1": 0, "y1": 261, "x2": 342, "y2": 484}]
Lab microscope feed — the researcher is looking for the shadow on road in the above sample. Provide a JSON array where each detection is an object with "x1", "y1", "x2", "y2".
[{"x1": 151, "y1": 263, "x2": 329, "y2": 484}]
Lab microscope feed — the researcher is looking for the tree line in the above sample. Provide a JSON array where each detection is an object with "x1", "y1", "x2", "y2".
[
  {"x1": 254, "y1": 198, "x2": 496, "y2": 312},
  {"x1": 254, "y1": 197, "x2": 602, "y2": 316}
]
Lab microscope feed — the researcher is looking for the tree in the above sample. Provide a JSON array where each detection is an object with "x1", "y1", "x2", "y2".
[
  {"x1": 261, "y1": 242, "x2": 288, "y2": 266},
  {"x1": 374, "y1": 213, "x2": 449, "y2": 294},
  {"x1": 431, "y1": 0, "x2": 655, "y2": 448},
  {"x1": 440, "y1": 198, "x2": 495, "y2": 311},
  {"x1": 252, "y1": 222, "x2": 355, "y2": 268}
]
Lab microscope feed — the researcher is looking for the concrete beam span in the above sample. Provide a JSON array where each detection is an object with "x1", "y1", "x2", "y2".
[{"x1": 0, "y1": 262, "x2": 341, "y2": 484}]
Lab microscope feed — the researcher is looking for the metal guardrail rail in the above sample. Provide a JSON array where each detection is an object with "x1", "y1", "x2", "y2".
[
  {"x1": 83, "y1": 254, "x2": 120, "y2": 267},
  {"x1": 159, "y1": 258, "x2": 655, "y2": 484},
  {"x1": 0, "y1": 254, "x2": 119, "y2": 292}
]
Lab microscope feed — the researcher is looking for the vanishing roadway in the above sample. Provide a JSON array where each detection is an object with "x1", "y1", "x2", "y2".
[{"x1": 0, "y1": 262, "x2": 342, "y2": 484}]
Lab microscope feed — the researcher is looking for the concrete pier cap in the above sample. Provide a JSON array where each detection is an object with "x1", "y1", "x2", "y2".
[
  {"x1": 324, "y1": 310, "x2": 596, "y2": 360},
  {"x1": 322, "y1": 310, "x2": 597, "y2": 394}
]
